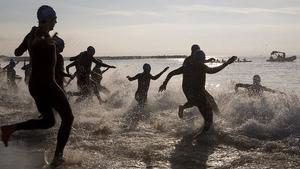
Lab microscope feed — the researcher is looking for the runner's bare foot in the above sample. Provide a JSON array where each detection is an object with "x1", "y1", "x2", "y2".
[{"x1": 51, "y1": 154, "x2": 65, "y2": 167}]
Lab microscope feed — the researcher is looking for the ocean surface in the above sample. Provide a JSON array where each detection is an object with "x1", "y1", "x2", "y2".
[{"x1": 0, "y1": 57, "x2": 299, "y2": 169}]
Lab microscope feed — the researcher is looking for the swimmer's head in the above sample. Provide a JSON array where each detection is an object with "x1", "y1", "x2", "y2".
[
  {"x1": 143, "y1": 63, "x2": 151, "y2": 72},
  {"x1": 53, "y1": 36, "x2": 64, "y2": 53},
  {"x1": 87, "y1": 46, "x2": 95, "y2": 56},
  {"x1": 253, "y1": 75, "x2": 261, "y2": 85},
  {"x1": 37, "y1": 5, "x2": 57, "y2": 30},
  {"x1": 191, "y1": 44, "x2": 200, "y2": 55},
  {"x1": 193, "y1": 50, "x2": 206, "y2": 62}
]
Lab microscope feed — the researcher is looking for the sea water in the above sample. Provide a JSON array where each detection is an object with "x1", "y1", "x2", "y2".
[{"x1": 0, "y1": 57, "x2": 299, "y2": 169}]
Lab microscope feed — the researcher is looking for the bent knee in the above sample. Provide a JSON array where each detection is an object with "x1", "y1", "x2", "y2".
[{"x1": 41, "y1": 117, "x2": 56, "y2": 129}]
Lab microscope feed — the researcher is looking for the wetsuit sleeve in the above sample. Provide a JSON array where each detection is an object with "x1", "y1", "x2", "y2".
[
  {"x1": 205, "y1": 63, "x2": 228, "y2": 74},
  {"x1": 69, "y1": 55, "x2": 78, "y2": 61},
  {"x1": 235, "y1": 83, "x2": 251, "y2": 92},
  {"x1": 204, "y1": 58, "x2": 215, "y2": 63},
  {"x1": 66, "y1": 61, "x2": 76, "y2": 74},
  {"x1": 151, "y1": 67, "x2": 169, "y2": 80},
  {"x1": 92, "y1": 58, "x2": 115, "y2": 68},
  {"x1": 102, "y1": 68, "x2": 109, "y2": 74},
  {"x1": 162, "y1": 66, "x2": 183, "y2": 85},
  {"x1": 261, "y1": 86, "x2": 276, "y2": 93},
  {"x1": 15, "y1": 33, "x2": 30, "y2": 56},
  {"x1": 127, "y1": 74, "x2": 140, "y2": 81}
]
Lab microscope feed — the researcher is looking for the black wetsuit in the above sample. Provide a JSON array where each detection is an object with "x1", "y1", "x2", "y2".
[
  {"x1": 182, "y1": 54, "x2": 220, "y2": 114},
  {"x1": 14, "y1": 26, "x2": 74, "y2": 156},
  {"x1": 134, "y1": 73, "x2": 152, "y2": 105},
  {"x1": 129, "y1": 69, "x2": 167, "y2": 106},
  {"x1": 3, "y1": 64, "x2": 17, "y2": 90}
]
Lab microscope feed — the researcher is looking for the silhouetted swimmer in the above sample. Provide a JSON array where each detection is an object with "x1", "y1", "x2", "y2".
[
  {"x1": 21, "y1": 61, "x2": 32, "y2": 85},
  {"x1": 53, "y1": 36, "x2": 72, "y2": 90},
  {"x1": 3, "y1": 59, "x2": 18, "y2": 91},
  {"x1": 91, "y1": 59, "x2": 111, "y2": 94},
  {"x1": 1, "y1": 5, "x2": 74, "y2": 165},
  {"x1": 159, "y1": 49, "x2": 237, "y2": 132},
  {"x1": 127, "y1": 64, "x2": 169, "y2": 107},
  {"x1": 235, "y1": 75, "x2": 285, "y2": 97},
  {"x1": 182, "y1": 45, "x2": 219, "y2": 115},
  {"x1": 66, "y1": 47, "x2": 116, "y2": 104}
]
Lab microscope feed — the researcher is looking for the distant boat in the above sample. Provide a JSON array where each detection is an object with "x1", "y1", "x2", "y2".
[{"x1": 267, "y1": 51, "x2": 297, "y2": 62}]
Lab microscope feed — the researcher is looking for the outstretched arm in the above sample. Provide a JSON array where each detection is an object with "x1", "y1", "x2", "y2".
[
  {"x1": 235, "y1": 83, "x2": 251, "y2": 93},
  {"x1": 159, "y1": 66, "x2": 183, "y2": 92},
  {"x1": 151, "y1": 67, "x2": 169, "y2": 80},
  {"x1": 127, "y1": 74, "x2": 140, "y2": 81},
  {"x1": 206, "y1": 56, "x2": 237, "y2": 74},
  {"x1": 262, "y1": 86, "x2": 285, "y2": 95},
  {"x1": 92, "y1": 58, "x2": 116, "y2": 69},
  {"x1": 65, "y1": 72, "x2": 77, "y2": 87},
  {"x1": 66, "y1": 61, "x2": 76, "y2": 75},
  {"x1": 15, "y1": 33, "x2": 30, "y2": 56},
  {"x1": 102, "y1": 67, "x2": 110, "y2": 74},
  {"x1": 69, "y1": 55, "x2": 78, "y2": 61},
  {"x1": 62, "y1": 71, "x2": 73, "y2": 78},
  {"x1": 204, "y1": 58, "x2": 216, "y2": 63}
]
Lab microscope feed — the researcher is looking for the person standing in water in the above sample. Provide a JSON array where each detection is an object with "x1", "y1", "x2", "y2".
[
  {"x1": 127, "y1": 64, "x2": 169, "y2": 107},
  {"x1": 159, "y1": 48, "x2": 236, "y2": 133},
  {"x1": 1, "y1": 5, "x2": 74, "y2": 165},
  {"x1": 3, "y1": 59, "x2": 18, "y2": 92},
  {"x1": 235, "y1": 75, "x2": 285, "y2": 96},
  {"x1": 66, "y1": 47, "x2": 116, "y2": 104}
]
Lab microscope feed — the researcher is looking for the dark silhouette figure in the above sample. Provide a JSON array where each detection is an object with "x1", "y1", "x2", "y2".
[
  {"x1": 159, "y1": 45, "x2": 236, "y2": 133},
  {"x1": 53, "y1": 36, "x2": 71, "y2": 90},
  {"x1": 235, "y1": 75, "x2": 284, "y2": 96},
  {"x1": 127, "y1": 64, "x2": 169, "y2": 107},
  {"x1": 66, "y1": 46, "x2": 116, "y2": 104},
  {"x1": 179, "y1": 45, "x2": 220, "y2": 116},
  {"x1": 3, "y1": 59, "x2": 18, "y2": 91},
  {"x1": 1, "y1": 5, "x2": 74, "y2": 165},
  {"x1": 91, "y1": 59, "x2": 111, "y2": 94},
  {"x1": 21, "y1": 61, "x2": 32, "y2": 85}
]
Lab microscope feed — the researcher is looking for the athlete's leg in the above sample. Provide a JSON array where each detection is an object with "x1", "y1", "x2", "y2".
[
  {"x1": 51, "y1": 87, "x2": 74, "y2": 158},
  {"x1": 1, "y1": 95, "x2": 55, "y2": 146},
  {"x1": 205, "y1": 90, "x2": 220, "y2": 114}
]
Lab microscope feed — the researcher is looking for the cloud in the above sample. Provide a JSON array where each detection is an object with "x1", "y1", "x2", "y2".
[
  {"x1": 66, "y1": 6, "x2": 162, "y2": 17},
  {"x1": 168, "y1": 4, "x2": 300, "y2": 15}
]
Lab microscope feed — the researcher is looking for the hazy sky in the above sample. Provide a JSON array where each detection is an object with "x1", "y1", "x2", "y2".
[{"x1": 1, "y1": 0, "x2": 300, "y2": 57}]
